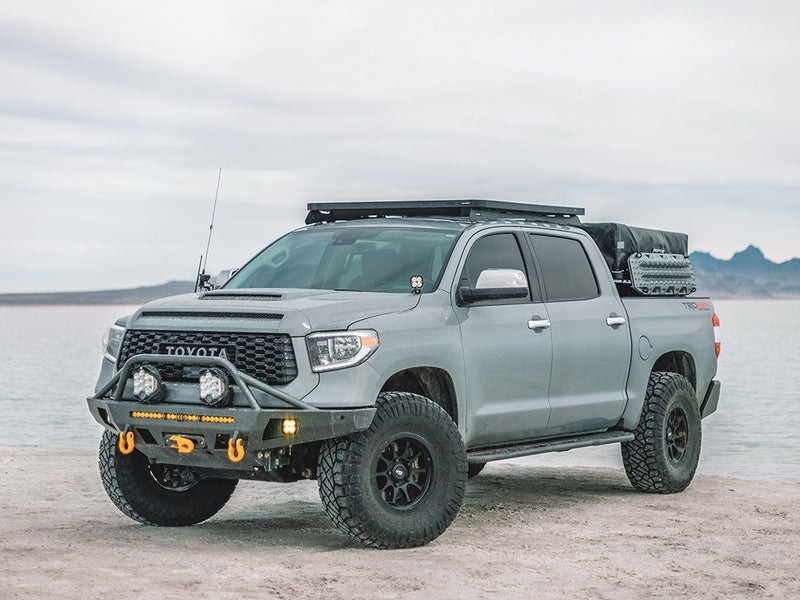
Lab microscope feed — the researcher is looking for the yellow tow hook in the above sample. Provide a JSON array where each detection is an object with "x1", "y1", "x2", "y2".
[
  {"x1": 118, "y1": 426, "x2": 135, "y2": 455},
  {"x1": 167, "y1": 435, "x2": 195, "y2": 454},
  {"x1": 227, "y1": 431, "x2": 246, "y2": 463}
]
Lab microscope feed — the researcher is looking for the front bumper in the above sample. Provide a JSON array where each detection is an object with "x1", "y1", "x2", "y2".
[{"x1": 87, "y1": 354, "x2": 375, "y2": 472}]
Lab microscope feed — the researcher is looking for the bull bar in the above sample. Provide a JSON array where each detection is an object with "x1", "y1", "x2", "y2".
[{"x1": 86, "y1": 354, "x2": 376, "y2": 472}]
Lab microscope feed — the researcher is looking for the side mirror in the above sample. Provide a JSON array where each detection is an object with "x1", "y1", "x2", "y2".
[
  {"x1": 210, "y1": 268, "x2": 238, "y2": 289},
  {"x1": 458, "y1": 268, "x2": 529, "y2": 304}
]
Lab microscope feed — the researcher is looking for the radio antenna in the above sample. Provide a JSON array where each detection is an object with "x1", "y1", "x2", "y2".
[{"x1": 194, "y1": 168, "x2": 222, "y2": 292}]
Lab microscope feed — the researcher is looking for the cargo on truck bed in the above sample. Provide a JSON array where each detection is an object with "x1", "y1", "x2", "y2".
[{"x1": 579, "y1": 222, "x2": 697, "y2": 297}]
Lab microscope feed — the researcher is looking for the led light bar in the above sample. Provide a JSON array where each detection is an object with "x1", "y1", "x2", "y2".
[{"x1": 130, "y1": 411, "x2": 235, "y2": 424}]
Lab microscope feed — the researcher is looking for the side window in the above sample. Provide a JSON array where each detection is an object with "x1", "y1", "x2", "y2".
[
  {"x1": 460, "y1": 232, "x2": 530, "y2": 302},
  {"x1": 529, "y1": 234, "x2": 599, "y2": 302}
]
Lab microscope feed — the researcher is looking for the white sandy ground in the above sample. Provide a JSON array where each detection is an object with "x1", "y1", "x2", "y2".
[{"x1": 0, "y1": 447, "x2": 798, "y2": 600}]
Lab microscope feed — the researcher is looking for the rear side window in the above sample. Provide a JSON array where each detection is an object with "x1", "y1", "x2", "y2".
[{"x1": 529, "y1": 234, "x2": 599, "y2": 301}]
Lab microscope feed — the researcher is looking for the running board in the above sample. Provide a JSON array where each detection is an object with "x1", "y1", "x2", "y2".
[{"x1": 466, "y1": 431, "x2": 634, "y2": 463}]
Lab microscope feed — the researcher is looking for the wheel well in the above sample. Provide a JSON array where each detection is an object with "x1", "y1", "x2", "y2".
[
  {"x1": 652, "y1": 351, "x2": 696, "y2": 391},
  {"x1": 380, "y1": 367, "x2": 458, "y2": 425}
]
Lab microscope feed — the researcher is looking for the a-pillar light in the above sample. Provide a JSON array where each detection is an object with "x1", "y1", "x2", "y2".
[
  {"x1": 132, "y1": 366, "x2": 165, "y2": 404},
  {"x1": 199, "y1": 368, "x2": 232, "y2": 407}
]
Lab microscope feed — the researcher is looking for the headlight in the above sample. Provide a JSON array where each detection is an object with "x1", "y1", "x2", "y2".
[
  {"x1": 306, "y1": 330, "x2": 379, "y2": 373},
  {"x1": 102, "y1": 324, "x2": 126, "y2": 363}
]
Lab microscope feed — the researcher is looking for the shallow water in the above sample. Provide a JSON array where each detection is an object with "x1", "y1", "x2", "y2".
[{"x1": 0, "y1": 300, "x2": 797, "y2": 479}]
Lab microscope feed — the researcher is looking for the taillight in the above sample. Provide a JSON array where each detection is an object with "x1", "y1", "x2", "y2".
[{"x1": 712, "y1": 312, "x2": 721, "y2": 358}]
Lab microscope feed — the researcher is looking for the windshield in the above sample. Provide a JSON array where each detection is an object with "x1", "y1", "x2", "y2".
[{"x1": 225, "y1": 226, "x2": 460, "y2": 294}]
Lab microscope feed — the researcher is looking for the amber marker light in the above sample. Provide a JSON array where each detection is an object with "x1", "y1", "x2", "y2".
[{"x1": 282, "y1": 418, "x2": 298, "y2": 435}]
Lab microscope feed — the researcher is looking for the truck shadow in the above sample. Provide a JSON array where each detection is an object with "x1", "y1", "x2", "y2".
[{"x1": 466, "y1": 465, "x2": 634, "y2": 501}]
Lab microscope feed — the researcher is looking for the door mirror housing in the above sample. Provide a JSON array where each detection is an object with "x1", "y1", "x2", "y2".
[
  {"x1": 458, "y1": 268, "x2": 529, "y2": 304},
  {"x1": 211, "y1": 268, "x2": 238, "y2": 289}
]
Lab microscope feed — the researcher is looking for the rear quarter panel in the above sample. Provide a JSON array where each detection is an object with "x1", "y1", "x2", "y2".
[{"x1": 621, "y1": 297, "x2": 718, "y2": 428}]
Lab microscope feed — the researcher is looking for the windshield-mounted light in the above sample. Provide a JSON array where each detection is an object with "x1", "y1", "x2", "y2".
[
  {"x1": 306, "y1": 330, "x2": 379, "y2": 373},
  {"x1": 103, "y1": 324, "x2": 126, "y2": 363}
]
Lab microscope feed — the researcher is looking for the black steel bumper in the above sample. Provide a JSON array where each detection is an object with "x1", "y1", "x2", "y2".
[{"x1": 87, "y1": 354, "x2": 375, "y2": 472}]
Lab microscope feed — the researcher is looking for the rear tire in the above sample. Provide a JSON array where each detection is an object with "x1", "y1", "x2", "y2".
[
  {"x1": 99, "y1": 429, "x2": 237, "y2": 526},
  {"x1": 317, "y1": 392, "x2": 467, "y2": 549},
  {"x1": 621, "y1": 372, "x2": 701, "y2": 493}
]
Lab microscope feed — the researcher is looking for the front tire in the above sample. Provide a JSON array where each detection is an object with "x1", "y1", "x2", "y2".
[
  {"x1": 317, "y1": 392, "x2": 467, "y2": 549},
  {"x1": 621, "y1": 372, "x2": 701, "y2": 493},
  {"x1": 99, "y1": 430, "x2": 237, "y2": 526}
]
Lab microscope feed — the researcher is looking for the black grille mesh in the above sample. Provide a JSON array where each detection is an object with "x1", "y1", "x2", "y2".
[{"x1": 118, "y1": 330, "x2": 297, "y2": 385}]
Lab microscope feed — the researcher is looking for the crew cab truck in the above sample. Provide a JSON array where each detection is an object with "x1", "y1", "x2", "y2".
[{"x1": 88, "y1": 200, "x2": 721, "y2": 549}]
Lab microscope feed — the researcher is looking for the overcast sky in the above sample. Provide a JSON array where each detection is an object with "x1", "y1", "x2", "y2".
[{"x1": 2, "y1": 1, "x2": 800, "y2": 292}]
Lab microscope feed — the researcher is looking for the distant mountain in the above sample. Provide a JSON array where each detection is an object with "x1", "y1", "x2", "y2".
[
  {"x1": 691, "y1": 246, "x2": 800, "y2": 298},
  {"x1": 0, "y1": 280, "x2": 195, "y2": 305}
]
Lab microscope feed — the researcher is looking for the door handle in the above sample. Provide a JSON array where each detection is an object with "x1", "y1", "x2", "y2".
[
  {"x1": 528, "y1": 317, "x2": 551, "y2": 330},
  {"x1": 606, "y1": 315, "x2": 627, "y2": 327}
]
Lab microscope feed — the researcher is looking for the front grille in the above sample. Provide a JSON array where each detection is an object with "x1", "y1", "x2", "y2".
[{"x1": 118, "y1": 330, "x2": 298, "y2": 385}]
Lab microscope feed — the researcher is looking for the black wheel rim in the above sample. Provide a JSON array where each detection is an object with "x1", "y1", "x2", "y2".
[
  {"x1": 148, "y1": 464, "x2": 201, "y2": 492},
  {"x1": 375, "y1": 435, "x2": 433, "y2": 509},
  {"x1": 665, "y1": 406, "x2": 689, "y2": 464}
]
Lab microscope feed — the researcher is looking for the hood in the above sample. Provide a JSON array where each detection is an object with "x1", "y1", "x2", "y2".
[{"x1": 125, "y1": 288, "x2": 420, "y2": 335}]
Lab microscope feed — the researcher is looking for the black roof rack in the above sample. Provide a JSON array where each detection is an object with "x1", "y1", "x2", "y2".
[{"x1": 305, "y1": 199, "x2": 584, "y2": 225}]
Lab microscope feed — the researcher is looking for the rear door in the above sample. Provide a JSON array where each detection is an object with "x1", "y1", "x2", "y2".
[
  {"x1": 527, "y1": 232, "x2": 632, "y2": 437},
  {"x1": 453, "y1": 229, "x2": 553, "y2": 447}
]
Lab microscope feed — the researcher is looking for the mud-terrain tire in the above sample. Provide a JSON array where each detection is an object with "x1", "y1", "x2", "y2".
[
  {"x1": 621, "y1": 372, "x2": 701, "y2": 493},
  {"x1": 99, "y1": 430, "x2": 237, "y2": 526},
  {"x1": 467, "y1": 462, "x2": 486, "y2": 478},
  {"x1": 317, "y1": 392, "x2": 467, "y2": 549}
]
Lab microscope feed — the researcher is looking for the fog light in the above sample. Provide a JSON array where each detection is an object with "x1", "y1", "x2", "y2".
[
  {"x1": 199, "y1": 368, "x2": 232, "y2": 407},
  {"x1": 132, "y1": 366, "x2": 164, "y2": 404},
  {"x1": 282, "y1": 419, "x2": 298, "y2": 436}
]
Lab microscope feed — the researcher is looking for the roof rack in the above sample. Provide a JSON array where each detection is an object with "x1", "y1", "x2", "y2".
[{"x1": 305, "y1": 199, "x2": 584, "y2": 225}]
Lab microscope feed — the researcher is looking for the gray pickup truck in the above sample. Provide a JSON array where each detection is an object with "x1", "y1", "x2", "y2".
[{"x1": 88, "y1": 200, "x2": 721, "y2": 549}]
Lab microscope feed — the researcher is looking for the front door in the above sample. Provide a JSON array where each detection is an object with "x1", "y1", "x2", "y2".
[{"x1": 454, "y1": 230, "x2": 553, "y2": 447}]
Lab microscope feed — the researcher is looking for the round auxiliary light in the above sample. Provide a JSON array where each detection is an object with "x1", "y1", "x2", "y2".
[
  {"x1": 199, "y1": 368, "x2": 232, "y2": 408},
  {"x1": 132, "y1": 366, "x2": 165, "y2": 404}
]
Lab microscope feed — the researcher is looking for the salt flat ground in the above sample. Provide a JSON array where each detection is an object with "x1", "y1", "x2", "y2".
[{"x1": 1, "y1": 447, "x2": 797, "y2": 600}]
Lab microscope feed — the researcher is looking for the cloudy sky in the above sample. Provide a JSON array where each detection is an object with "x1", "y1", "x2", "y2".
[{"x1": 2, "y1": 1, "x2": 799, "y2": 292}]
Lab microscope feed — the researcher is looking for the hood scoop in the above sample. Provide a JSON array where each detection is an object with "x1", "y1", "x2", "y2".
[
  {"x1": 139, "y1": 310, "x2": 282, "y2": 320},
  {"x1": 201, "y1": 291, "x2": 282, "y2": 301}
]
